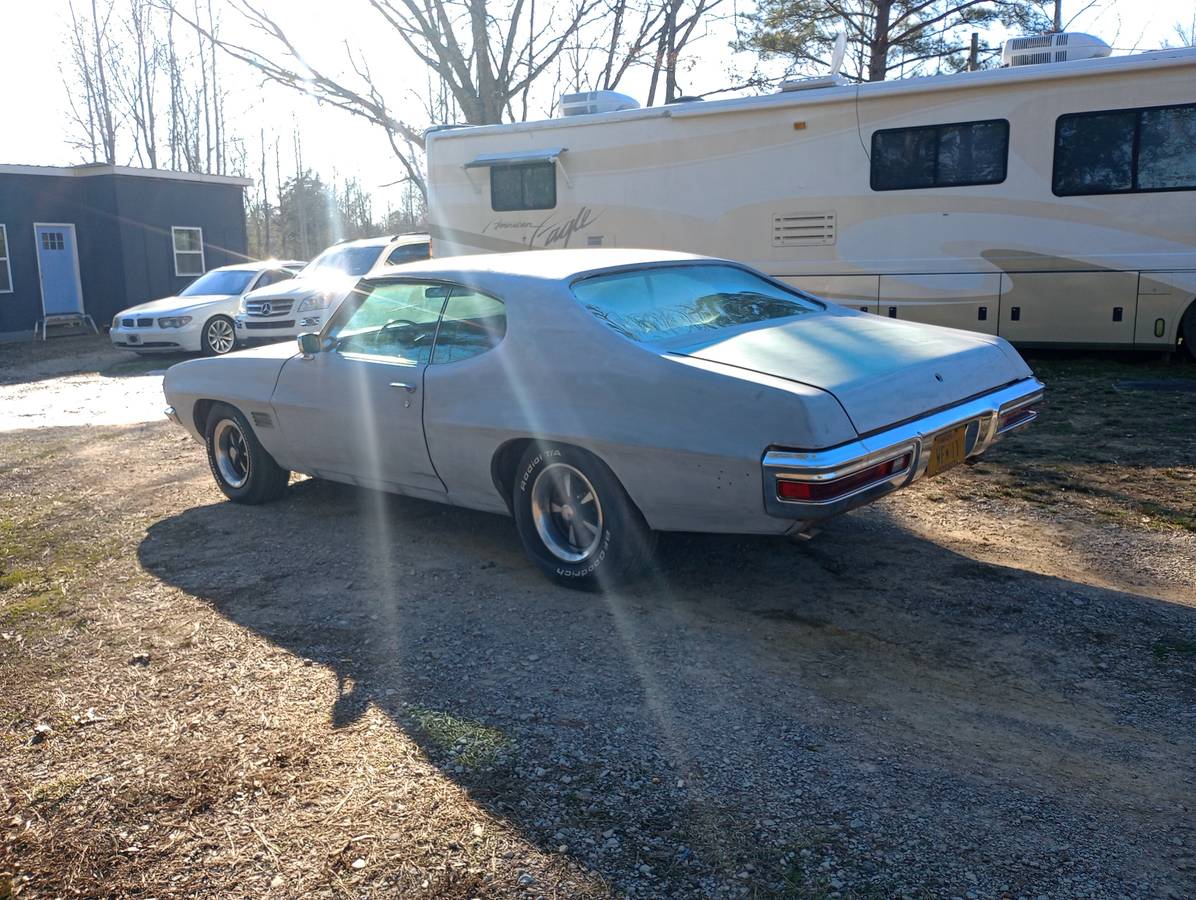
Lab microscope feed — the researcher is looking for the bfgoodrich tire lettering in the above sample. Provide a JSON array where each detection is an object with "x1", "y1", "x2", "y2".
[
  {"x1": 512, "y1": 442, "x2": 656, "y2": 590},
  {"x1": 204, "y1": 402, "x2": 290, "y2": 504}
]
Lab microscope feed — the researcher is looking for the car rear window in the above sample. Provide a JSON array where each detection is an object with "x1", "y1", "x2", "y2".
[{"x1": 572, "y1": 264, "x2": 821, "y2": 343}]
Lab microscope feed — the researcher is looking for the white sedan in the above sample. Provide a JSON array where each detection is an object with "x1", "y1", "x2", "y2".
[
  {"x1": 110, "y1": 261, "x2": 304, "y2": 356},
  {"x1": 163, "y1": 249, "x2": 1044, "y2": 588}
]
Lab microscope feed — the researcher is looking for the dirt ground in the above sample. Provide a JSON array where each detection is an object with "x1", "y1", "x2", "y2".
[{"x1": 1, "y1": 336, "x2": 1194, "y2": 899}]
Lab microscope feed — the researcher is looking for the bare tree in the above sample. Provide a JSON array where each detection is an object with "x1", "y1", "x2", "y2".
[
  {"x1": 63, "y1": 0, "x2": 121, "y2": 163},
  {"x1": 115, "y1": 0, "x2": 162, "y2": 166},
  {"x1": 166, "y1": 0, "x2": 642, "y2": 197}
]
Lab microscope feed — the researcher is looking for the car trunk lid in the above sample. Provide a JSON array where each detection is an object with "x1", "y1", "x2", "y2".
[{"x1": 669, "y1": 313, "x2": 1030, "y2": 435}]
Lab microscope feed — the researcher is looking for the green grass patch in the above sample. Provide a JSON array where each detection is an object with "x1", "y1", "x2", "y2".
[
  {"x1": 31, "y1": 773, "x2": 90, "y2": 804},
  {"x1": 1, "y1": 590, "x2": 62, "y2": 624},
  {"x1": 1152, "y1": 638, "x2": 1196, "y2": 661},
  {"x1": 406, "y1": 706, "x2": 511, "y2": 767},
  {"x1": 0, "y1": 568, "x2": 38, "y2": 591}
]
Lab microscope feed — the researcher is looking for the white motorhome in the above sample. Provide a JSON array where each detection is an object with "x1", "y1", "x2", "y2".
[{"x1": 426, "y1": 38, "x2": 1196, "y2": 355}]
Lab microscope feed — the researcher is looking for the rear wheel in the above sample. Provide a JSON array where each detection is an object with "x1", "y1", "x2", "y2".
[
  {"x1": 204, "y1": 402, "x2": 289, "y2": 504},
  {"x1": 201, "y1": 315, "x2": 237, "y2": 356},
  {"x1": 512, "y1": 442, "x2": 656, "y2": 590}
]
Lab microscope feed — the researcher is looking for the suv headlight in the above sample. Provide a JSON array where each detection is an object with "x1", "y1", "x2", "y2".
[
  {"x1": 112, "y1": 315, "x2": 121, "y2": 329},
  {"x1": 296, "y1": 293, "x2": 333, "y2": 312},
  {"x1": 158, "y1": 316, "x2": 192, "y2": 328}
]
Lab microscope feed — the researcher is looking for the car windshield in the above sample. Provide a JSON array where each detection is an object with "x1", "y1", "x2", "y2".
[
  {"x1": 179, "y1": 269, "x2": 256, "y2": 296},
  {"x1": 302, "y1": 245, "x2": 382, "y2": 278},
  {"x1": 572, "y1": 264, "x2": 822, "y2": 343}
]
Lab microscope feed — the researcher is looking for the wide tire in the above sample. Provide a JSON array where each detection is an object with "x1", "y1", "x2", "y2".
[
  {"x1": 204, "y1": 402, "x2": 290, "y2": 504},
  {"x1": 201, "y1": 315, "x2": 237, "y2": 356},
  {"x1": 512, "y1": 442, "x2": 656, "y2": 590}
]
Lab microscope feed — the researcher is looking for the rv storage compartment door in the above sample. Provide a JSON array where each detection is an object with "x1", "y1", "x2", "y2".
[
  {"x1": 780, "y1": 275, "x2": 879, "y2": 314},
  {"x1": 879, "y1": 273, "x2": 1001, "y2": 335},
  {"x1": 999, "y1": 271, "x2": 1139, "y2": 345}
]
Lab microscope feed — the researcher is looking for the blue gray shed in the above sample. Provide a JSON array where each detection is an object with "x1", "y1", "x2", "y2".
[{"x1": 0, "y1": 164, "x2": 250, "y2": 339}]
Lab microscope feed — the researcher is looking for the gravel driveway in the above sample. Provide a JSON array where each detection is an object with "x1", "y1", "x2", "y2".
[{"x1": 2, "y1": 337, "x2": 1194, "y2": 898}]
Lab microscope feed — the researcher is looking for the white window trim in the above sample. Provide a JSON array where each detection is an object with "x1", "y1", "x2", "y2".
[
  {"x1": 171, "y1": 226, "x2": 205, "y2": 277},
  {"x1": 0, "y1": 224, "x2": 12, "y2": 293}
]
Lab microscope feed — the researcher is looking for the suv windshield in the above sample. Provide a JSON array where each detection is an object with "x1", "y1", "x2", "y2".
[
  {"x1": 180, "y1": 269, "x2": 256, "y2": 297},
  {"x1": 302, "y1": 245, "x2": 383, "y2": 278},
  {"x1": 573, "y1": 264, "x2": 821, "y2": 343}
]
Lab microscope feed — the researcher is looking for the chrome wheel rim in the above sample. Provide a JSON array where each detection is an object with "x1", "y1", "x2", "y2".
[
  {"x1": 213, "y1": 418, "x2": 251, "y2": 488},
  {"x1": 207, "y1": 318, "x2": 235, "y2": 354},
  {"x1": 530, "y1": 463, "x2": 603, "y2": 563}
]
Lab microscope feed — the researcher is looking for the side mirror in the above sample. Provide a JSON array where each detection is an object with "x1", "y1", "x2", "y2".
[{"x1": 297, "y1": 332, "x2": 321, "y2": 358}]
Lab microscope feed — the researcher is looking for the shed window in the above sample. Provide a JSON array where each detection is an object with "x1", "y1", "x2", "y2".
[
  {"x1": 870, "y1": 119, "x2": 1009, "y2": 191},
  {"x1": 0, "y1": 225, "x2": 11, "y2": 293},
  {"x1": 490, "y1": 163, "x2": 556, "y2": 211},
  {"x1": 1054, "y1": 103, "x2": 1196, "y2": 195},
  {"x1": 172, "y1": 227, "x2": 205, "y2": 276}
]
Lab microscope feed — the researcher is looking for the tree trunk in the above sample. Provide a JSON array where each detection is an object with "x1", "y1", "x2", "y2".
[{"x1": 868, "y1": 0, "x2": 893, "y2": 82}]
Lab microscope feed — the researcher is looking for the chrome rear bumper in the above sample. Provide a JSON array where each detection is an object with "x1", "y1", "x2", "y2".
[{"x1": 762, "y1": 377, "x2": 1044, "y2": 522}]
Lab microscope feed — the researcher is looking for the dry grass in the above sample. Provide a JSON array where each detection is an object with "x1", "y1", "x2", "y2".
[
  {"x1": 0, "y1": 425, "x2": 608, "y2": 898},
  {"x1": 936, "y1": 353, "x2": 1196, "y2": 533},
  {"x1": 2, "y1": 347, "x2": 1194, "y2": 898}
]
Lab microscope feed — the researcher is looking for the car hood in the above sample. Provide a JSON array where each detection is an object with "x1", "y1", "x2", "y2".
[
  {"x1": 163, "y1": 340, "x2": 298, "y2": 412},
  {"x1": 670, "y1": 312, "x2": 1033, "y2": 435},
  {"x1": 243, "y1": 273, "x2": 357, "y2": 302},
  {"x1": 119, "y1": 294, "x2": 236, "y2": 316}
]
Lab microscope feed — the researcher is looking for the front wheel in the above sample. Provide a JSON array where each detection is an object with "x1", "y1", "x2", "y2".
[
  {"x1": 204, "y1": 402, "x2": 290, "y2": 504},
  {"x1": 512, "y1": 443, "x2": 656, "y2": 590},
  {"x1": 201, "y1": 315, "x2": 237, "y2": 356}
]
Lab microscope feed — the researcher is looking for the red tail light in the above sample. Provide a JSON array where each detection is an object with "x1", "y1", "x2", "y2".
[{"x1": 777, "y1": 453, "x2": 911, "y2": 502}]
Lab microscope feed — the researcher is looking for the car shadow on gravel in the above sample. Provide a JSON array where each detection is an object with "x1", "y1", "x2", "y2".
[{"x1": 138, "y1": 478, "x2": 1196, "y2": 896}]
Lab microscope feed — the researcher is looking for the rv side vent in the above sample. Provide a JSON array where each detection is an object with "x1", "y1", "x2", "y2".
[
  {"x1": 1002, "y1": 32, "x2": 1109, "y2": 66},
  {"x1": 773, "y1": 212, "x2": 836, "y2": 247}
]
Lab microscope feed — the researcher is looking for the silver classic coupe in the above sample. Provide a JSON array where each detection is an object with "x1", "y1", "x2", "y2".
[{"x1": 163, "y1": 249, "x2": 1043, "y2": 588}]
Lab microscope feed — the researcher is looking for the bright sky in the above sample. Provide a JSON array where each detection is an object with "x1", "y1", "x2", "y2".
[{"x1": 2, "y1": 0, "x2": 1192, "y2": 211}]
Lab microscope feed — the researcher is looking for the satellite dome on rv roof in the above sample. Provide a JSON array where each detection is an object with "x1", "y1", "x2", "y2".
[{"x1": 1002, "y1": 32, "x2": 1112, "y2": 67}]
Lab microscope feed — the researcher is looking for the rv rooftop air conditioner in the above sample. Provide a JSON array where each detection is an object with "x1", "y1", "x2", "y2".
[
  {"x1": 558, "y1": 91, "x2": 640, "y2": 117},
  {"x1": 1002, "y1": 32, "x2": 1111, "y2": 67}
]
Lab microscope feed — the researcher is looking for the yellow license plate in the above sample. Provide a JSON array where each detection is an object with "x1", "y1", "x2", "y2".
[{"x1": 926, "y1": 425, "x2": 967, "y2": 477}]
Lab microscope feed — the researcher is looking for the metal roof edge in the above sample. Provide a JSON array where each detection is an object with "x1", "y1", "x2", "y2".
[{"x1": 0, "y1": 163, "x2": 253, "y2": 187}]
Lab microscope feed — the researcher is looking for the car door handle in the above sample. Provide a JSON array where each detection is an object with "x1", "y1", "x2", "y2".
[{"x1": 389, "y1": 381, "x2": 417, "y2": 393}]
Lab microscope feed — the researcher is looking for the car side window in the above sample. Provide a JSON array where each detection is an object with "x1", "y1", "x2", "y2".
[
  {"x1": 255, "y1": 269, "x2": 294, "y2": 289},
  {"x1": 332, "y1": 282, "x2": 448, "y2": 364},
  {"x1": 431, "y1": 289, "x2": 507, "y2": 365},
  {"x1": 386, "y1": 243, "x2": 430, "y2": 266}
]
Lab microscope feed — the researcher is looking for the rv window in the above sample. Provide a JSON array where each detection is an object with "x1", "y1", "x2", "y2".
[
  {"x1": 490, "y1": 162, "x2": 556, "y2": 211},
  {"x1": 1053, "y1": 103, "x2": 1196, "y2": 195},
  {"x1": 870, "y1": 119, "x2": 1008, "y2": 191}
]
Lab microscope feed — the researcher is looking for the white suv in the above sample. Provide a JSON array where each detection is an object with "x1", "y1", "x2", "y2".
[{"x1": 235, "y1": 234, "x2": 430, "y2": 344}]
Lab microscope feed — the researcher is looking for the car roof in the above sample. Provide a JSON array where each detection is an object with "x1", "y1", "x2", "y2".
[
  {"x1": 330, "y1": 233, "x2": 430, "y2": 249},
  {"x1": 364, "y1": 248, "x2": 708, "y2": 284},
  {"x1": 212, "y1": 259, "x2": 306, "y2": 273}
]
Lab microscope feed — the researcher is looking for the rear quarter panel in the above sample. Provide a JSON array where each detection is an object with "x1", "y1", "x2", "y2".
[{"x1": 421, "y1": 277, "x2": 858, "y2": 534}]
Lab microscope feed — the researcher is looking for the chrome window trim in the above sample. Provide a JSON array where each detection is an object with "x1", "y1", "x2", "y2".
[{"x1": 763, "y1": 377, "x2": 1044, "y2": 520}]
